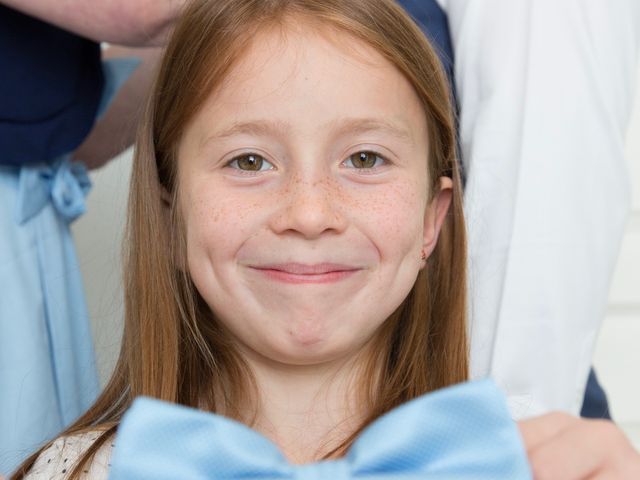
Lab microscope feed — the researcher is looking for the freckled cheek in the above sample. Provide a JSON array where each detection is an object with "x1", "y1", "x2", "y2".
[
  {"x1": 182, "y1": 184, "x2": 264, "y2": 258},
  {"x1": 349, "y1": 184, "x2": 425, "y2": 255}
]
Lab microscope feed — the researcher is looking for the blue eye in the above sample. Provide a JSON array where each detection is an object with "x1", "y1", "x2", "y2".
[
  {"x1": 227, "y1": 153, "x2": 274, "y2": 172},
  {"x1": 343, "y1": 151, "x2": 387, "y2": 169}
]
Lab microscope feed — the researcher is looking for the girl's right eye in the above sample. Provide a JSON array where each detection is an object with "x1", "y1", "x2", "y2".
[{"x1": 226, "y1": 153, "x2": 275, "y2": 172}]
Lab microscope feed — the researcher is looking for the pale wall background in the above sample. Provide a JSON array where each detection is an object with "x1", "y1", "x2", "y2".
[
  {"x1": 72, "y1": 67, "x2": 640, "y2": 445},
  {"x1": 592, "y1": 66, "x2": 640, "y2": 446}
]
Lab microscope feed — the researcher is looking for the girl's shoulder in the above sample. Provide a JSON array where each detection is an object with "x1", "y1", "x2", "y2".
[{"x1": 24, "y1": 430, "x2": 115, "y2": 480}]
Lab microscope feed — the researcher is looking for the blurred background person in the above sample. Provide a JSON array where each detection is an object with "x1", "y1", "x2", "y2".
[
  {"x1": 0, "y1": 0, "x2": 184, "y2": 473},
  {"x1": 436, "y1": 0, "x2": 640, "y2": 419}
]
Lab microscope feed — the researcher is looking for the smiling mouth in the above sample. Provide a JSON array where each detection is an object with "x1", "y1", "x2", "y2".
[{"x1": 249, "y1": 263, "x2": 362, "y2": 284}]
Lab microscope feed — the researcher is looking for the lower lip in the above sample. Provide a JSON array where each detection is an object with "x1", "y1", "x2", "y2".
[{"x1": 252, "y1": 268, "x2": 360, "y2": 284}]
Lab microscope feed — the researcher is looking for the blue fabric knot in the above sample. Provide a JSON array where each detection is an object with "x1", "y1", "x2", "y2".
[
  {"x1": 15, "y1": 155, "x2": 91, "y2": 224},
  {"x1": 108, "y1": 379, "x2": 532, "y2": 479},
  {"x1": 293, "y1": 460, "x2": 349, "y2": 480}
]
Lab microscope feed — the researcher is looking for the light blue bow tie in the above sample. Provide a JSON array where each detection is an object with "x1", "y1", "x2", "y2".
[{"x1": 109, "y1": 379, "x2": 532, "y2": 479}]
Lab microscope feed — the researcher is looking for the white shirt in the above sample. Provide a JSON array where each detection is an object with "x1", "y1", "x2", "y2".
[
  {"x1": 24, "y1": 432, "x2": 112, "y2": 480},
  {"x1": 438, "y1": 0, "x2": 640, "y2": 417}
]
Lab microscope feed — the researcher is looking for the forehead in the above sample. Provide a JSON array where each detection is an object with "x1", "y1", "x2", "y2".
[{"x1": 186, "y1": 20, "x2": 428, "y2": 147}]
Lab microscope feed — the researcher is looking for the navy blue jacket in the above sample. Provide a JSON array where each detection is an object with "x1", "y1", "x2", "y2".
[
  {"x1": 399, "y1": 0, "x2": 455, "y2": 95},
  {"x1": 0, "y1": 6, "x2": 104, "y2": 166}
]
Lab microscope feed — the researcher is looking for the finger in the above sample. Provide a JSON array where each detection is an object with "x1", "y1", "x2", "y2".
[
  {"x1": 588, "y1": 439, "x2": 640, "y2": 480},
  {"x1": 589, "y1": 461, "x2": 640, "y2": 480},
  {"x1": 527, "y1": 420, "x2": 627, "y2": 480},
  {"x1": 589, "y1": 473, "x2": 620, "y2": 480},
  {"x1": 518, "y1": 412, "x2": 578, "y2": 452}
]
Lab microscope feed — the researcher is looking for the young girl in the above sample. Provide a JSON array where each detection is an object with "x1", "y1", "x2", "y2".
[{"x1": 13, "y1": 0, "x2": 640, "y2": 478}]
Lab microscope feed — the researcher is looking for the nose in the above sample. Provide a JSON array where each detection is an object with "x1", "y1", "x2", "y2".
[{"x1": 269, "y1": 174, "x2": 348, "y2": 239}]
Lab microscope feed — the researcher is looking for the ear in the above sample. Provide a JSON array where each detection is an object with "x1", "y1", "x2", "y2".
[{"x1": 422, "y1": 176, "x2": 453, "y2": 261}]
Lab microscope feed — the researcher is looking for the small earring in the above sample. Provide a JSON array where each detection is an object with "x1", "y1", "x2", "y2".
[{"x1": 421, "y1": 250, "x2": 427, "y2": 261}]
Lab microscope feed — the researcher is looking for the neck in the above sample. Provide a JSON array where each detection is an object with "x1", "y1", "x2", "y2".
[{"x1": 238, "y1": 347, "x2": 377, "y2": 464}]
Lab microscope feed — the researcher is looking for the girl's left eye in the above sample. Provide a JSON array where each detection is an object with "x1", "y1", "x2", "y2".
[
  {"x1": 343, "y1": 151, "x2": 387, "y2": 170},
  {"x1": 226, "y1": 153, "x2": 274, "y2": 172}
]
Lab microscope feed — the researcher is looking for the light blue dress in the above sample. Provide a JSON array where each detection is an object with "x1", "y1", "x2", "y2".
[{"x1": 0, "y1": 58, "x2": 138, "y2": 475}]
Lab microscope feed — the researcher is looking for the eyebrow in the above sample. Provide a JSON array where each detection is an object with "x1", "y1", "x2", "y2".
[
  {"x1": 201, "y1": 116, "x2": 413, "y2": 147},
  {"x1": 330, "y1": 117, "x2": 414, "y2": 142}
]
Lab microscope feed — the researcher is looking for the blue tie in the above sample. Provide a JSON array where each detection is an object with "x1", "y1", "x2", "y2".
[{"x1": 108, "y1": 379, "x2": 531, "y2": 479}]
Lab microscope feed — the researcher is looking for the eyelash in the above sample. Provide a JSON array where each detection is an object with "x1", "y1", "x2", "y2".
[
  {"x1": 224, "y1": 150, "x2": 390, "y2": 175},
  {"x1": 225, "y1": 154, "x2": 274, "y2": 175},
  {"x1": 342, "y1": 151, "x2": 388, "y2": 172}
]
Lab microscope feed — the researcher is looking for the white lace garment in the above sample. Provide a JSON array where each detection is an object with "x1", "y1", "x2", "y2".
[{"x1": 23, "y1": 432, "x2": 114, "y2": 480}]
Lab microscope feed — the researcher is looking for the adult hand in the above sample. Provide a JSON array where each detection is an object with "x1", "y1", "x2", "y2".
[{"x1": 519, "y1": 412, "x2": 640, "y2": 479}]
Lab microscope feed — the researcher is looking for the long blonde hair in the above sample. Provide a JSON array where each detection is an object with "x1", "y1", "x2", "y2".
[{"x1": 12, "y1": 0, "x2": 467, "y2": 477}]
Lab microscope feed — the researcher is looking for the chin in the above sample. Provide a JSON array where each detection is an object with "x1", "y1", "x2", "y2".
[
  {"x1": 267, "y1": 348, "x2": 355, "y2": 367},
  {"x1": 256, "y1": 329, "x2": 371, "y2": 367}
]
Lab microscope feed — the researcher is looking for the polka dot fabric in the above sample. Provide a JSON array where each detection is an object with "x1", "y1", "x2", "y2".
[{"x1": 24, "y1": 432, "x2": 113, "y2": 479}]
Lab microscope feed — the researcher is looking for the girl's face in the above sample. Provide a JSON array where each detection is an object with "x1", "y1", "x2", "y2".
[{"x1": 177, "y1": 23, "x2": 452, "y2": 366}]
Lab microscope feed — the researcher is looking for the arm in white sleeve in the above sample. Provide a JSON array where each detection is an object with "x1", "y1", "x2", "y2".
[{"x1": 439, "y1": 0, "x2": 640, "y2": 418}]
